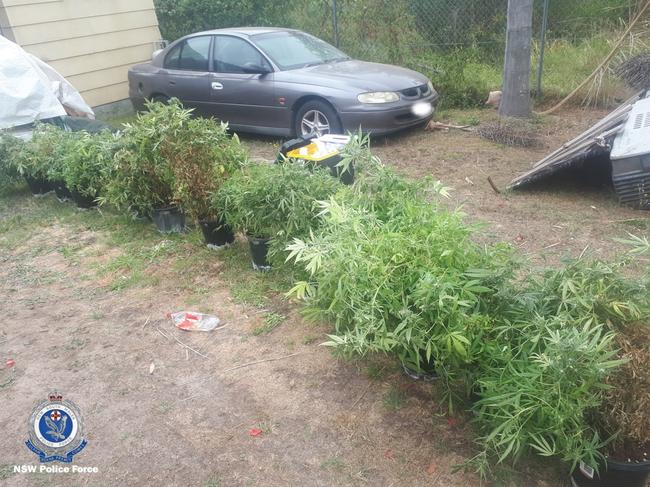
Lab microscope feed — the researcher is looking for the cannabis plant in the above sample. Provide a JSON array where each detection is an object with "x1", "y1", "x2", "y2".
[
  {"x1": 11, "y1": 124, "x2": 70, "y2": 182},
  {"x1": 215, "y1": 161, "x2": 341, "y2": 246},
  {"x1": 161, "y1": 116, "x2": 247, "y2": 222},
  {"x1": 61, "y1": 130, "x2": 120, "y2": 198},
  {"x1": 0, "y1": 133, "x2": 23, "y2": 192},
  {"x1": 100, "y1": 100, "x2": 186, "y2": 216},
  {"x1": 287, "y1": 163, "x2": 515, "y2": 389},
  {"x1": 472, "y1": 319, "x2": 625, "y2": 475}
]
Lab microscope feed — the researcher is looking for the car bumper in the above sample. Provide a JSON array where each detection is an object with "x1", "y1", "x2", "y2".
[{"x1": 339, "y1": 93, "x2": 438, "y2": 135}]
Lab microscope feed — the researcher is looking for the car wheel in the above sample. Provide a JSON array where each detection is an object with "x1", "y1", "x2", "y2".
[
  {"x1": 151, "y1": 94, "x2": 169, "y2": 105},
  {"x1": 295, "y1": 100, "x2": 342, "y2": 138}
]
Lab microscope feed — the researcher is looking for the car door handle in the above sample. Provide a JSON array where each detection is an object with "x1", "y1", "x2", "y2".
[
  {"x1": 169, "y1": 80, "x2": 176, "y2": 86},
  {"x1": 211, "y1": 81, "x2": 224, "y2": 90}
]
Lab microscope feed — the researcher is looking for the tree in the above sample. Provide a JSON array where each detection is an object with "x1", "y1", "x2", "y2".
[{"x1": 500, "y1": 0, "x2": 534, "y2": 118}]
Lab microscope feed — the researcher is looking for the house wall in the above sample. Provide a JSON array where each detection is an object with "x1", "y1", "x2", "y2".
[{"x1": 0, "y1": 0, "x2": 162, "y2": 108}]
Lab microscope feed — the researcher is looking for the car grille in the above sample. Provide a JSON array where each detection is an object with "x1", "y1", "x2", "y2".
[{"x1": 400, "y1": 84, "x2": 430, "y2": 99}]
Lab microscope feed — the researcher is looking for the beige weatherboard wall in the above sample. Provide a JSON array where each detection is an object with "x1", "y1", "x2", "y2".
[{"x1": 0, "y1": 0, "x2": 162, "y2": 108}]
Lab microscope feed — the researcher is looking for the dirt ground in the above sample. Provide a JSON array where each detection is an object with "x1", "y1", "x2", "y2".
[{"x1": 1, "y1": 107, "x2": 647, "y2": 487}]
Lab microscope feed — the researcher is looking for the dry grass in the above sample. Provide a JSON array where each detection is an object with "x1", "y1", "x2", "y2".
[
  {"x1": 476, "y1": 119, "x2": 541, "y2": 148},
  {"x1": 599, "y1": 322, "x2": 650, "y2": 461},
  {"x1": 615, "y1": 52, "x2": 650, "y2": 90}
]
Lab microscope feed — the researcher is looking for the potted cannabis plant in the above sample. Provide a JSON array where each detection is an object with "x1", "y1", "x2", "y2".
[
  {"x1": 101, "y1": 100, "x2": 185, "y2": 231},
  {"x1": 12, "y1": 124, "x2": 68, "y2": 196},
  {"x1": 216, "y1": 162, "x2": 341, "y2": 270},
  {"x1": 162, "y1": 116, "x2": 247, "y2": 248},
  {"x1": 61, "y1": 130, "x2": 119, "y2": 208},
  {"x1": 0, "y1": 133, "x2": 24, "y2": 193}
]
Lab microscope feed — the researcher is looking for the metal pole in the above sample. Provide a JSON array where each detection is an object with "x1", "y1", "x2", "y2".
[
  {"x1": 535, "y1": 0, "x2": 550, "y2": 98},
  {"x1": 332, "y1": 0, "x2": 340, "y2": 48}
]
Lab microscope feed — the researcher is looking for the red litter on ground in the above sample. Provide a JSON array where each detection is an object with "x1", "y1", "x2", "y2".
[
  {"x1": 249, "y1": 428, "x2": 263, "y2": 437},
  {"x1": 5, "y1": 359, "x2": 15, "y2": 368},
  {"x1": 167, "y1": 311, "x2": 221, "y2": 332}
]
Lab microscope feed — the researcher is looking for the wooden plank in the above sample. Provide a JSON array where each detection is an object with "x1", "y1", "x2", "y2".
[
  {"x1": 22, "y1": 26, "x2": 161, "y2": 62},
  {"x1": 67, "y1": 63, "x2": 138, "y2": 93},
  {"x1": 48, "y1": 44, "x2": 155, "y2": 78},
  {"x1": 2, "y1": 0, "x2": 60, "y2": 6},
  {"x1": 12, "y1": 10, "x2": 158, "y2": 46},
  {"x1": 81, "y1": 81, "x2": 130, "y2": 108},
  {"x1": 3, "y1": 0, "x2": 156, "y2": 28}
]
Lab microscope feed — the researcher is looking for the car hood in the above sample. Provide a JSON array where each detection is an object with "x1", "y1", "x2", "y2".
[{"x1": 277, "y1": 60, "x2": 429, "y2": 92}]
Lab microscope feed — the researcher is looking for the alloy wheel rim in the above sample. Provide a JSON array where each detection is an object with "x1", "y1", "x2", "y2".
[{"x1": 301, "y1": 110, "x2": 330, "y2": 137}]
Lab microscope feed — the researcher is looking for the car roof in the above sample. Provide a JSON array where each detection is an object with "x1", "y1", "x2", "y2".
[{"x1": 187, "y1": 27, "x2": 298, "y2": 38}]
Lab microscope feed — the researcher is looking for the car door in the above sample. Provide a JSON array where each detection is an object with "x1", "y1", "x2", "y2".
[
  {"x1": 160, "y1": 36, "x2": 213, "y2": 115},
  {"x1": 208, "y1": 35, "x2": 279, "y2": 129}
]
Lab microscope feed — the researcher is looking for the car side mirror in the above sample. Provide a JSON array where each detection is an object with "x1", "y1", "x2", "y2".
[{"x1": 242, "y1": 62, "x2": 271, "y2": 75}]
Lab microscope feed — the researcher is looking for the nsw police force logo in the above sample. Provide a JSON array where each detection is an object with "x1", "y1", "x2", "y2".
[{"x1": 26, "y1": 392, "x2": 87, "y2": 463}]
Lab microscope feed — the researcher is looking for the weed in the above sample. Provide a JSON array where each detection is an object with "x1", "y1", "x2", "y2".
[
  {"x1": 230, "y1": 281, "x2": 268, "y2": 308},
  {"x1": 252, "y1": 313, "x2": 286, "y2": 336},
  {"x1": 365, "y1": 364, "x2": 387, "y2": 381},
  {"x1": 383, "y1": 387, "x2": 406, "y2": 411}
]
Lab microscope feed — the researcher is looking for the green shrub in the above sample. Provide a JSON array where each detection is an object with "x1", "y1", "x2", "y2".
[
  {"x1": 215, "y1": 162, "x2": 342, "y2": 250},
  {"x1": 163, "y1": 116, "x2": 247, "y2": 222},
  {"x1": 287, "y1": 161, "x2": 516, "y2": 385},
  {"x1": 100, "y1": 100, "x2": 186, "y2": 216},
  {"x1": 472, "y1": 320, "x2": 624, "y2": 475},
  {"x1": 11, "y1": 124, "x2": 70, "y2": 182},
  {"x1": 0, "y1": 133, "x2": 24, "y2": 192},
  {"x1": 61, "y1": 130, "x2": 121, "y2": 198},
  {"x1": 285, "y1": 138, "x2": 649, "y2": 476}
]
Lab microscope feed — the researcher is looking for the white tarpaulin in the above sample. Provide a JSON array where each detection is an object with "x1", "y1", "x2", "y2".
[{"x1": 0, "y1": 36, "x2": 94, "y2": 130}]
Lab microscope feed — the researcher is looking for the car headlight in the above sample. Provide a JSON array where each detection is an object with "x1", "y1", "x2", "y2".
[{"x1": 357, "y1": 92, "x2": 399, "y2": 104}]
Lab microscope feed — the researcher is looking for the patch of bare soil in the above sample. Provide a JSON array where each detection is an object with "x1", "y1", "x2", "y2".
[{"x1": 0, "y1": 224, "x2": 512, "y2": 486}]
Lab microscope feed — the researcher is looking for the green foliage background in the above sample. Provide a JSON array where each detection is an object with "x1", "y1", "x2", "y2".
[{"x1": 154, "y1": 0, "x2": 640, "y2": 108}]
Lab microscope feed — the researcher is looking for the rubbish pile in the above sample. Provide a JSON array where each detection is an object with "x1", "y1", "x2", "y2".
[{"x1": 509, "y1": 91, "x2": 650, "y2": 210}]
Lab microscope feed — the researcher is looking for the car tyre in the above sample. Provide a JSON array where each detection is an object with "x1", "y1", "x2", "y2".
[
  {"x1": 294, "y1": 100, "x2": 342, "y2": 138},
  {"x1": 151, "y1": 94, "x2": 169, "y2": 105}
]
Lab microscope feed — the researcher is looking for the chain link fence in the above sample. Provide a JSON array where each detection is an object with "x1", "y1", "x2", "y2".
[{"x1": 155, "y1": 0, "x2": 649, "y2": 107}]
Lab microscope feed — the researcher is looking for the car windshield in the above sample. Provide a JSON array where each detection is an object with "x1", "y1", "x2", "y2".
[{"x1": 253, "y1": 31, "x2": 349, "y2": 70}]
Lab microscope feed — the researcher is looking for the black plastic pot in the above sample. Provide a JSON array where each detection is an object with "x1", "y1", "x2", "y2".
[
  {"x1": 402, "y1": 357, "x2": 438, "y2": 382},
  {"x1": 248, "y1": 236, "x2": 271, "y2": 271},
  {"x1": 571, "y1": 459, "x2": 650, "y2": 487},
  {"x1": 199, "y1": 218, "x2": 235, "y2": 249},
  {"x1": 53, "y1": 181, "x2": 72, "y2": 201},
  {"x1": 25, "y1": 176, "x2": 51, "y2": 195},
  {"x1": 321, "y1": 156, "x2": 355, "y2": 185},
  {"x1": 152, "y1": 205, "x2": 186, "y2": 233},
  {"x1": 70, "y1": 190, "x2": 98, "y2": 209}
]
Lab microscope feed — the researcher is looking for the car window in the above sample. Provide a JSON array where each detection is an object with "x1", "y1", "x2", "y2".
[
  {"x1": 254, "y1": 32, "x2": 348, "y2": 70},
  {"x1": 213, "y1": 36, "x2": 268, "y2": 74},
  {"x1": 179, "y1": 36, "x2": 211, "y2": 71},
  {"x1": 164, "y1": 43, "x2": 182, "y2": 70}
]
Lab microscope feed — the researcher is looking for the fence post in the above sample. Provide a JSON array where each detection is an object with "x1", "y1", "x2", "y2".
[
  {"x1": 500, "y1": 0, "x2": 535, "y2": 118},
  {"x1": 332, "y1": 0, "x2": 340, "y2": 47},
  {"x1": 535, "y1": 0, "x2": 550, "y2": 98}
]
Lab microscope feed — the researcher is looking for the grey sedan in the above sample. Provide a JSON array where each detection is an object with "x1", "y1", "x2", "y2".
[{"x1": 129, "y1": 27, "x2": 438, "y2": 137}]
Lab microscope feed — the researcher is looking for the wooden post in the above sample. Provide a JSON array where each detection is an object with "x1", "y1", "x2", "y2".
[{"x1": 500, "y1": 0, "x2": 534, "y2": 118}]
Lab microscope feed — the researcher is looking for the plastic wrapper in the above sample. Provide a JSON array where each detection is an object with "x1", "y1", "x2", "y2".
[{"x1": 167, "y1": 311, "x2": 221, "y2": 332}]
